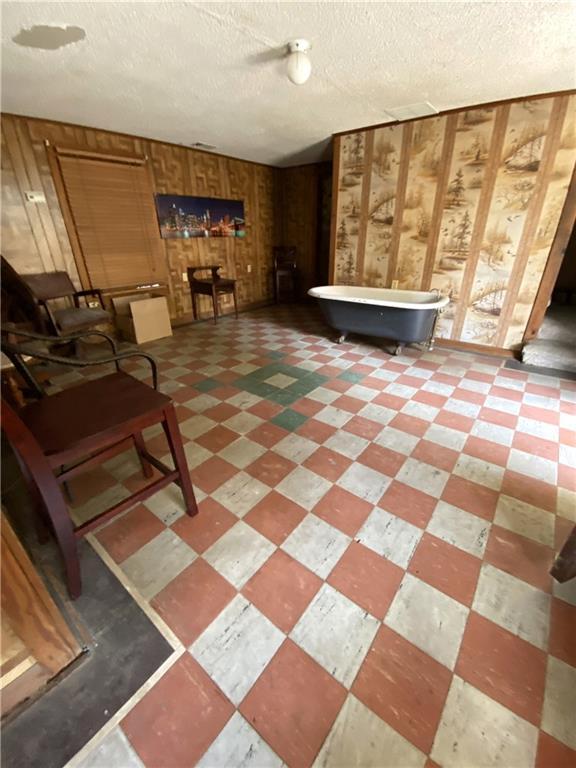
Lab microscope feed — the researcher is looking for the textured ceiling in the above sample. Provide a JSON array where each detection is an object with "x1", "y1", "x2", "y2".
[{"x1": 2, "y1": 1, "x2": 575, "y2": 166}]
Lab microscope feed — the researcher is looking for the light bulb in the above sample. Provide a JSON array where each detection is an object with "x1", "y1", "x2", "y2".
[{"x1": 286, "y1": 40, "x2": 311, "y2": 85}]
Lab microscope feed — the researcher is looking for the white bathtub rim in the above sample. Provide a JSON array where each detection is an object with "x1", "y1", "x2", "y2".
[{"x1": 308, "y1": 285, "x2": 449, "y2": 311}]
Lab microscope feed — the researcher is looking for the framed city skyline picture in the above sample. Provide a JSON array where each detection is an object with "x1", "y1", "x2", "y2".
[{"x1": 155, "y1": 194, "x2": 245, "y2": 239}]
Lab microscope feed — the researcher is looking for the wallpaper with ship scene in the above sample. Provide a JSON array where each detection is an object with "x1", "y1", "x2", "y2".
[{"x1": 332, "y1": 93, "x2": 576, "y2": 349}]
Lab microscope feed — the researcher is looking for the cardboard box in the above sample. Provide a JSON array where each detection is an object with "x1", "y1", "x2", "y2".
[{"x1": 112, "y1": 293, "x2": 172, "y2": 345}]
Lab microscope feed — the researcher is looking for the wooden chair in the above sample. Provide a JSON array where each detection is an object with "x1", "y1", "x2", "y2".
[
  {"x1": 187, "y1": 265, "x2": 238, "y2": 323},
  {"x1": 273, "y1": 247, "x2": 298, "y2": 303},
  {"x1": 2, "y1": 257, "x2": 110, "y2": 337},
  {"x1": 1, "y1": 328, "x2": 198, "y2": 598}
]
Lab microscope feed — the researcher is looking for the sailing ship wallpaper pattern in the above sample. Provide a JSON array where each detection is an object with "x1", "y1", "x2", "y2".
[{"x1": 332, "y1": 93, "x2": 576, "y2": 349}]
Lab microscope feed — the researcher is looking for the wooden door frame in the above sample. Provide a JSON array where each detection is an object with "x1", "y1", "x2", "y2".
[{"x1": 522, "y1": 168, "x2": 576, "y2": 344}]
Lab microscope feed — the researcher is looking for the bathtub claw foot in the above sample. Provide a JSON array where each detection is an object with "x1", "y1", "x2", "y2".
[
  {"x1": 336, "y1": 333, "x2": 347, "y2": 344},
  {"x1": 394, "y1": 344, "x2": 403, "y2": 356}
]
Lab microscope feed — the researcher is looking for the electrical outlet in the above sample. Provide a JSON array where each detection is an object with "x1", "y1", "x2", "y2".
[
  {"x1": 391, "y1": 280, "x2": 399, "y2": 289},
  {"x1": 24, "y1": 190, "x2": 46, "y2": 204},
  {"x1": 182, "y1": 272, "x2": 189, "y2": 282},
  {"x1": 247, "y1": 264, "x2": 252, "y2": 273},
  {"x1": 88, "y1": 300, "x2": 100, "y2": 308}
]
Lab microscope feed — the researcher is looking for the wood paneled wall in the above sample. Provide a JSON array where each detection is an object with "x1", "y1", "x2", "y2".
[
  {"x1": 331, "y1": 93, "x2": 576, "y2": 349},
  {"x1": 1, "y1": 114, "x2": 278, "y2": 321}
]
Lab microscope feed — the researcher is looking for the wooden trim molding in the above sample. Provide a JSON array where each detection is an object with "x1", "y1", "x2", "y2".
[
  {"x1": 522, "y1": 167, "x2": 576, "y2": 343},
  {"x1": 51, "y1": 144, "x2": 147, "y2": 166},
  {"x1": 433, "y1": 337, "x2": 515, "y2": 358}
]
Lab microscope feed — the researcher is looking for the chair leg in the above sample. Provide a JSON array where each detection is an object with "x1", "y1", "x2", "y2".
[
  {"x1": 162, "y1": 404, "x2": 199, "y2": 517},
  {"x1": 133, "y1": 432, "x2": 153, "y2": 479},
  {"x1": 232, "y1": 286, "x2": 239, "y2": 319},
  {"x1": 191, "y1": 291, "x2": 198, "y2": 321},
  {"x1": 211, "y1": 286, "x2": 219, "y2": 323}
]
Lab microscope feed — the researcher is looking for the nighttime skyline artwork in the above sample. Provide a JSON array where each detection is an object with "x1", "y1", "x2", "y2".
[{"x1": 155, "y1": 194, "x2": 245, "y2": 239}]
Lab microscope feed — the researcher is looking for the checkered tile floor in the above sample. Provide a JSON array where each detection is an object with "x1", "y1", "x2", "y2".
[{"x1": 63, "y1": 306, "x2": 575, "y2": 768}]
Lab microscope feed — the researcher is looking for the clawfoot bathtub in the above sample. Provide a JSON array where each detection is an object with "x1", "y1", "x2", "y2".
[{"x1": 308, "y1": 285, "x2": 449, "y2": 354}]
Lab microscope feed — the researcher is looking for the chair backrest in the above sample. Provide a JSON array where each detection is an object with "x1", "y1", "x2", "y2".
[
  {"x1": 1, "y1": 256, "x2": 46, "y2": 332},
  {"x1": 21, "y1": 271, "x2": 76, "y2": 301},
  {"x1": 187, "y1": 265, "x2": 222, "y2": 282},
  {"x1": 274, "y1": 247, "x2": 297, "y2": 270}
]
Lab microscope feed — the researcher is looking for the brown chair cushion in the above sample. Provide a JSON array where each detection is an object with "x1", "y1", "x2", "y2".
[{"x1": 54, "y1": 306, "x2": 110, "y2": 331}]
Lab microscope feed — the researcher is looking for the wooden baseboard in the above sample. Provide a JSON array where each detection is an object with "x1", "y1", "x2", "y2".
[
  {"x1": 171, "y1": 299, "x2": 275, "y2": 328},
  {"x1": 434, "y1": 337, "x2": 516, "y2": 359}
]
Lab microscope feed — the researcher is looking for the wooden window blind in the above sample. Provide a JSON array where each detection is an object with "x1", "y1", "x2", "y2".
[{"x1": 53, "y1": 148, "x2": 166, "y2": 290}]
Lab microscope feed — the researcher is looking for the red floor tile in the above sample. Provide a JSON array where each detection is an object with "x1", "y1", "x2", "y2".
[
  {"x1": 357, "y1": 443, "x2": 405, "y2": 477},
  {"x1": 244, "y1": 490, "x2": 307, "y2": 545},
  {"x1": 408, "y1": 532, "x2": 481, "y2": 606},
  {"x1": 414, "y1": 390, "x2": 447, "y2": 409},
  {"x1": 68, "y1": 466, "x2": 118, "y2": 506},
  {"x1": 191, "y1": 456, "x2": 238, "y2": 494},
  {"x1": 203, "y1": 403, "x2": 242, "y2": 423},
  {"x1": 352, "y1": 625, "x2": 452, "y2": 754},
  {"x1": 246, "y1": 451, "x2": 297, "y2": 486},
  {"x1": 95, "y1": 505, "x2": 165, "y2": 564},
  {"x1": 526, "y1": 383, "x2": 559, "y2": 398},
  {"x1": 520, "y1": 404, "x2": 559, "y2": 425},
  {"x1": 242, "y1": 550, "x2": 322, "y2": 633},
  {"x1": 513, "y1": 431, "x2": 559, "y2": 462},
  {"x1": 291, "y1": 397, "x2": 325, "y2": 417},
  {"x1": 490, "y1": 385, "x2": 523, "y2": 401},
  {"x1": 313, "y1": 486, "x2": 373, "y2": 537},
  {"x1": 389, "y1": 413, "x2": 429, "y2": 437},
  {"x1": 501, "y1": 470, "x2": 557, "y2": 513},
  {"x1": 558, "y1": 463, "x2": 576, "y2": 491},
  {"x1": 239, "y1": 639, "x2": 346, "y2": 768},
  {"x1": 463, "y1": 435, "x2": 510, "y2": 467},
  {"x1": 171, "y1": 498, "x2": 237, "y2": 553},
  {"x1": 152, "y1": 559, "x2": 236, "y2": 645},
  {"x1": 303, "y1": 446, "x2": 352, "y2": 482},
  {"x1": 342, "y1": 415, "x2": 383, "y2": 440},
  {"x1": 478, "y1": 406, "x2": 518, "y2": 429},
  {"x1": 536, "y1": 732, "x2": 576, "y2": 768},
  {"x1": 549, "y1": 597, "x2": 576, "y2": 667},
  {"x1": 195, "y1": 425, "x2": 239, "y2": 453},
  {"x1": 484, "y1": 525, "x2": 554, "y2": 593},
  {"x1": 373, "y1": 392, "x2": 408, "y2": 411},
  {"x1": 122, "y1": 654, "x2": 234, "y2": 767},
  {"x1": 453, "y1": 388, "x2": 485, "y2": 406},
  {"x1": 456, "y1": 612, "x2": 547, "y2": 726},
  {"x1": 379, "y1": 480, "x2": 437, "y2": 528},
  {"x1": 332, "y1": 394, "x2": 366, "y2": 413},
  {"x1": 248, "y1": 422, "x2": 289, "y2": 448},
  {"x1": 434, "y1": 409, "x2": 474, "y2": 433},
  {"x1": 412, "y1": 439, "x2": 459, "y2": 472},
  {"x1": 327, "y1": 541, "x2": 403, "y2": 619},
  {"x1": 296, "y1": 418, "x2": 338, "y2": 444},
  {"x1": 441, "y1": 475, "x2": 499, "y2": 521}
]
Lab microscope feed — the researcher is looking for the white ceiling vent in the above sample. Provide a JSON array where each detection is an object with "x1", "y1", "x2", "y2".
[{"x1": 386, "y1": 102, "x2": 439, "y2": 121}]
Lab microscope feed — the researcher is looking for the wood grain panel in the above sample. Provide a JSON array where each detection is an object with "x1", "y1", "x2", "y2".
[{"x1": 1, "y1": 114, "x2": 278, "y2": 322}]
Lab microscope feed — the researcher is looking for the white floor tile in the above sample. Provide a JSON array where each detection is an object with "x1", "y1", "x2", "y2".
[
  {"x1": 374, "y1": 427, "x2": 420, "y2": 456},
  {"x1": 203, "y1": 521, "x2": 275, "y2": 588},
  {"x1": 223, "y1": 412, "x2": 264, "y2": 436},
  {"x1": 307, "y1": 386, "x2": 341, "y2": 404},
  {"x1": 212, "y1": 472, "x2": 270, "y2": 518},
  {"x1": 324, "y1": 431, "x2": 370, "y2": 459},
  {"x1": 337, "y1": 463, "x2": 392, "y2": 504},
  {"x1": 190, "y1": 595, "x2": 284, "y2": 705},
  {"x1": 385, "y1": 573, "x2": 468, "y2": 669},
  {"x1": 282, "y1": 514, "x2": 350, "y2": 578},
  {"x1": 444, "y1": 398, "x2": 481, "y2": 419},
  {"x1": 472, "y1": 564, "x2": 550, "y2": 649},
  {"x1": 453, "y1": 454, "x2": 504, "y2": 491},
  {"x1": 557, "y1": 488, "x2": 576, "y2": 522},
  {"x1": 357, "y1": 508, "x2": 422, "y2": 568},
  {"x1": 516, "y1": 417, "x2": 559, "y2": 442},
  {"x1": 276, "y1": 466, "x2": 332, "y2": 510},
  {"x1": 431, "y1": 676, "x2": 538, "y2": 767},
  {"x1": 494, "y1": 495, "x2": 555, "y2": 547},
  {"x1": 396, "y1": 458, "x2": 449, "y2": 497},
  {"x1": 357, "y1": 403, "x2": 396, "y2": 425},
  {"x1": 470, "y1": 420, "x2": 514, "y2": 447},
  {"x1": 507, "y1": 449, "x2": 557, "y2": 486},
  {"x1": 484, "y1": 395, "x2": 521, "y2": 415},
  {"x1": 314, "y1": 695, "x2": 426, "y2": 768},
  {"x1": 291, "y1": 585, "x2": 379, "y2": 687},
  {"x1": 218, "y1": 437, "x2": 266, "y2": 469},
  {"x1": 273, "y1": 433, "x2": 318, "y2": 463},
  {"x1": 401, "y1": 400, "x2": 440, "y2": 422},
  {"x1": 541, "y1": 656, "x2": 576, "y2": 750},
  {"x1": 424, "y1": 423, "x2": 468, "y2": 452},
  {"x1": 121, "y1": 529, "x2": 196, "y2": 600},
  {"x1": 315, "y1": 406, "x2": 353, "y2": 428},
  {"x1": 427, "y1": 501, "x2": 490, "y2": 557},
  {"x1": 75, "y1": 727, "x2": 145, "y2": 768},
  {"x1": 197, "y1": 712, "x2": 283, "y2": 768},
  {"x1": 179, "y1": 415, "x2": 218, "y2": 439}
]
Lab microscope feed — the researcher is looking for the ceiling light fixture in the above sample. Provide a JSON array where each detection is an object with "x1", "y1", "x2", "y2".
[{"x1": 286, "y1": 39, "x2": 311, "y2": 85}]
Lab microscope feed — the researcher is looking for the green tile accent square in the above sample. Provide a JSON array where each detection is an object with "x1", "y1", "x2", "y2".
[
  {"x1": 194, "y1": 378, "x2": 220, "y2": 392},
  {"x1": 233, "y1": 363, "x2": 327, "y2": 406},
  {"x1": 338, "y1": 370, "x2": 364, "y2": 383},
  {"x1": 266, "y1": 350, "x2": 284, "y2": 360},
  {"x1": 271, "y1": 409, "x2": 308, "y2": 432}
]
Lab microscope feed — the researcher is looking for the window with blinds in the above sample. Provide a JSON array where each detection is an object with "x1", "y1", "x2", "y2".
[{"x1": 53, "y1": 148, "x2": 166, "y2": 291}]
